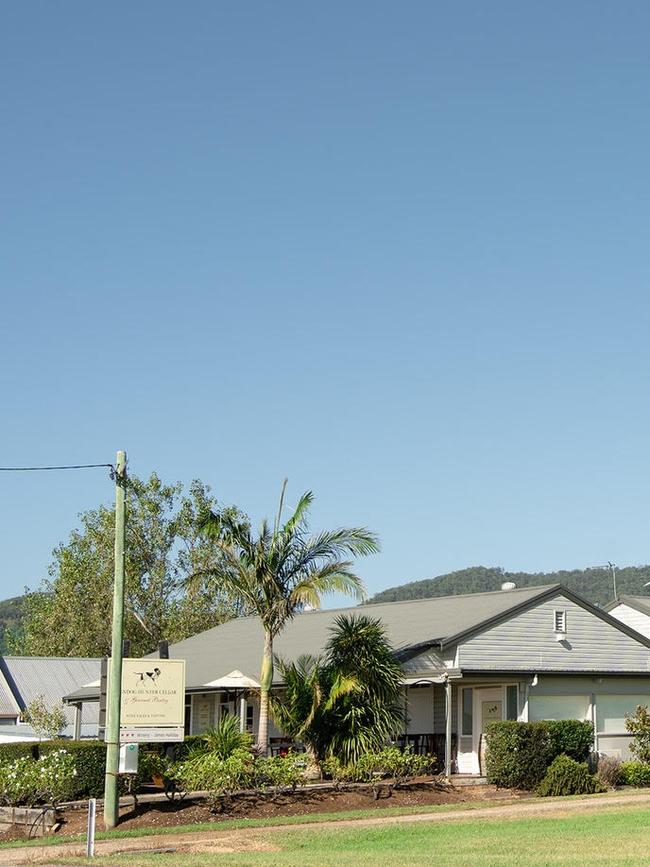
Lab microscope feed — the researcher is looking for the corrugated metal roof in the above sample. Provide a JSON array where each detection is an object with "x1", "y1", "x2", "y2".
[
  {"x1": 148, "y1": 584, "x2": 560, "y2": 688},
  {"x1": 3, "y1": 657, "x2": 101, "y2": 726},
  {"x1": 605, "y1": 596, "x2": 650, "y2": 617}
]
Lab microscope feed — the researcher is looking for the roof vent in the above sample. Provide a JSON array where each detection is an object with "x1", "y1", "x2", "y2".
[{"x1": 501, "y1": 581, "x2": 517, "y2": 591}]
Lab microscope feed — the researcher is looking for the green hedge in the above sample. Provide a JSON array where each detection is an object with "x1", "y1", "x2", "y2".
[
  {"x1": 546, "y1": 720, "x2": 593, "y2": 762},
  {"x1": 40, "y1": 740, "x2": 106, "y2": 798},
  {"x1": 0, "y1": 742, "x2": 39, "y2": 764},
  {"x1": 485, "y1": 720, "x2": 594, "y2": 790},
  {"x1": 0, "y1": 736, "x2": 202, "y2": 801}
]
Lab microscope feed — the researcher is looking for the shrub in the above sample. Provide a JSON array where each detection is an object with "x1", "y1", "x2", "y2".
[
  {"x1": 595, "y1": 755, "x2": 622, "y2": 789},
  {"x1": 619, "y1": 760, "x2": 650, "y2": 787},
  {"x1": 22, "y1": 695, "x2": 67, "y2": 741},
  {"x1": 255, "y1": 753, "x2": 307, "y2": 795},
  {"x1": 537, "y1": 754, "x2": 600, "y2": 797},
  {"x1": 0, "y1": 750, "x2": 78, "y2": 806},
  {"x1": 170, "y1": 747, "x2": 255, "y2": 797},
  {"x1": 547, "y1": 720, "x2": 593, "y2": 762},
  {"x1": 39, "y1": 740, "x2": 106, "y2": 798},
  {"x1": 355, "y1": 748, "x2": 435, "y2": 786},
  {"x1": 485, "y1": 721, "x2": 554, "y2": 790},
  {"x1": 323, "y1": 748, "x2": 435, "y2": 787},
  {"x1": 625, "y1": 705, "x2": 650, "y2": 763},
  {"x1": 198, "y1": 715, "x2": 253, "y2": 759}
]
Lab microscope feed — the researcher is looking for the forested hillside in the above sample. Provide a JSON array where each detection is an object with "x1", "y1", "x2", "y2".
[
  {"x1": 0, "y1": 596, "x2": 24, "y2": 653},
  {"x1": 367, "y1": 565, "x2": 650, "y2": 608}
]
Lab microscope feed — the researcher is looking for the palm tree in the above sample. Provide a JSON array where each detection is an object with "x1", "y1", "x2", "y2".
[
  {"x1": 323, "y1": 614, "x2": 405, "y2": 763},
  {"x1": 197, "y1": 481, "x2": 379, "y2": 753},
  {"x1": 270, "y1": 615, "x2": 405, "y2": 766}
]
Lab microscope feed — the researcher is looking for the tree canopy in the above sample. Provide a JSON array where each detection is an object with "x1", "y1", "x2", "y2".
[
  {"x1": 13, "y1": 474, "x2": 246, "y2": 657},
  {"x1": 367, "y1": 564, "x2": 650, "y2": 608}
]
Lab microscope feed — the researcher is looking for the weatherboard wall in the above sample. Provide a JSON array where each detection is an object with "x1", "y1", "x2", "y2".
[{"x1": 458, "y1": 596, "x2": 650, "y2": 672}]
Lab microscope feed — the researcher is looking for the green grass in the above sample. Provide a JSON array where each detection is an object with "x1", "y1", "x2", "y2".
[
  {"x1": 67, "y1": 804, "x2": 650, "y2": 866},
  {"x1": 0, "y1": 797, "x2": 528, "y2": 851}
]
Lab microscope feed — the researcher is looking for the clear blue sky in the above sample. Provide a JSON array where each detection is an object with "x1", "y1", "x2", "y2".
[{"x1": 2, "y1": 2, "x2": 650, "y2": 603}]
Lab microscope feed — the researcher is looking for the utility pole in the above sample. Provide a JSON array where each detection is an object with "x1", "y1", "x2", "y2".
[
  {"x1": 608, "y1": 562, "x2": 617, "y2": 601},
  {"x1": 103, "y1": 451, "x2": 127, "y2": 830}
]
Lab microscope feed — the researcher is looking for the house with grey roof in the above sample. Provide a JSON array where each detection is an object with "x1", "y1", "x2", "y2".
[
  {"x1": 0, "y1": 656, "x2": 100, "y2": 741},
  {"x1": 606, "y1": 595, "x2": 650, "y2": 639},
  {"x1": 65, "y1": 584, "x2": 650, "y2": 775}
]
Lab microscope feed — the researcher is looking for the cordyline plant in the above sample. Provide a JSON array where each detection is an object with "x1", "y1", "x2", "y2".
[{"x1": 197, "y1": 481, "x2": 379, "y2": 754}]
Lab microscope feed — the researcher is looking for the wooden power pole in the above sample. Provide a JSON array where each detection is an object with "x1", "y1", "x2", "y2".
[{"x1": 103, "y1": 450, "x2": 127, "y2": 830}]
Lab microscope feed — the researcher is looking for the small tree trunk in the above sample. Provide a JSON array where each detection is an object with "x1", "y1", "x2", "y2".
[{"x1": 257, "y1": 631, "x2": 273, "y2": 755}]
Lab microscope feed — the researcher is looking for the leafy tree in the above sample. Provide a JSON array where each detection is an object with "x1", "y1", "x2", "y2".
[
  {"x1": 14, "y1": 475, "x2": 245, "y2": 657},
  {"x1": 22, "y1": 695, "x2": 67, "y2": 741},
  {"x1": 625, "y1": 704, "x2": 650, "y2": 763},
  {"x1": 271, "y1": 614, "x2": 405, "y2": 765},
  {"x1": 197, "y1": 481, "x2": 378, "y2": 753}
]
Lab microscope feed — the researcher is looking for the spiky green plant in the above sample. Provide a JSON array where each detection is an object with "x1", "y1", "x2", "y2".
[{"x1": 200, "y1": 714, "x2": 254, "y2": 759}]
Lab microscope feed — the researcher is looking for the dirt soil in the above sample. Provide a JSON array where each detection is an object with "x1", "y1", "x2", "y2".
[{"x1": 56, "y1": 779, "x2": 517, "y2": 836}]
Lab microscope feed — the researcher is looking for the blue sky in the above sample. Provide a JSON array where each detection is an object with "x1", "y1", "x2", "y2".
[{"x1": 2, "y1": 2, "x2": 650, "y2": 603}]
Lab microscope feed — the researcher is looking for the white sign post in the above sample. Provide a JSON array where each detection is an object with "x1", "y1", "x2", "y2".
[{"x1": 86, "y1": 798, "x2": 96, "y2": 858}]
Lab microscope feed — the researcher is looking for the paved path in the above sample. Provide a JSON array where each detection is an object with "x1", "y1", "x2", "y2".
[{"x1": 4, "y1": 789, "x2": 650, "y2": 865}]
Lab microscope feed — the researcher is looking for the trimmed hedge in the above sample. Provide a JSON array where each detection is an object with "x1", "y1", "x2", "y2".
[
  {"x1": 547, "y1": 720, "x2": 593, "y2": 762},
  {"x1": 0, "y1": 736, "x2": 202, "y2": 801},
  {"x1": 485, "y1": 720, "x2": 594, "y2": 790},
  {"x1": 537, "y1": 754, "x2": 600, "y2": 797},
  {"x1": 485, "y1": 721, "x2": 554, "y2": 790},
  {"x1": 39, "y1": 740, "x2": 106, "y2": 797},
  {"x1": 0, "y1": 742, "x2": 38, "y2": 764}
]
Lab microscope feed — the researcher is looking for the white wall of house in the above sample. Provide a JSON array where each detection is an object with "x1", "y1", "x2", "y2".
[{"x1": 608, "y1": 604, "x2": 650, "y2": 640}]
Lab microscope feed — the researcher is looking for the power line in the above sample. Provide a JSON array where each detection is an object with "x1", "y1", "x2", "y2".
[{"x1": 0, "y1": 463, "x2": 114, "y2": 474}]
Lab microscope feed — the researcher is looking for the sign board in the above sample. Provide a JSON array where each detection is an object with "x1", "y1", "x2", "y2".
[
  {"x1": 107, "y1": 658, "x2": 186, "y2": 740},
  {"x1": 120, "y1": 726, "x2": 185, "y2": 743}
]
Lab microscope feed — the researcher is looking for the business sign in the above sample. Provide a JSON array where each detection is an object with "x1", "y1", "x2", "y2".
[
  {"x1": 120, "y1": 658, "x2": 185, "y2": 727},
  {"x1": 107, "y1": 658, "x2": 186, "y2": 739},
  {"x1": 120, "y1": 726, "x2": 184, "y2": 743}
]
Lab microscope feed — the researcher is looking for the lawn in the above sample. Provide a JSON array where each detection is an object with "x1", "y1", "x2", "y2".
[{"x1": 64, "y1": 803, "x2": 650, "y2": 866}]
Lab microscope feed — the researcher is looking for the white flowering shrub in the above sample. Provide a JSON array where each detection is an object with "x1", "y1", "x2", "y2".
[{"x1": 0, "y1": 749, "x2": 77, "y2": 806}]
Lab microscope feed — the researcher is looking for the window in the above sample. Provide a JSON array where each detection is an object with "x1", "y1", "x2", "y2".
[
  {"x1": 462, "y1": 688, "x2": 473, "y2": 736},
  {"x1": 246, "y1": 704, "x2": 254, "y2": 733},
  {"x1": 528, "y1": 695, "x2": 590, "y2": 721},
  {"x1": 554, "y1": 610, "x2": 566, "y2": 633},
  {"x1": 596, "y1": 695, "x2": 650, "y2": 734},
  {"x1": 506, "y1": 685, "x2": 518, "y2": 721}
]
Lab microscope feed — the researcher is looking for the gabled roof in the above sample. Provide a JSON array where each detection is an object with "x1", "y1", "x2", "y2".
[
  {"x1": 144, "y1": 584, "x2": 560, "y2": 688},
  {"x1": 604, "y1": 595, "x2": 650, "y2": 617},
  {"x1": 65, "y1": 582, "x2": 650, "y2": 703},
  {"x1": 1, "y1": 656, "x2": 101, "y2": 729}
]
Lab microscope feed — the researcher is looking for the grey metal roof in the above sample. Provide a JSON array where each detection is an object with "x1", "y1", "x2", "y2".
[
  {"x1": 2, "y1": 657, "x2": 101, "y2": 726},
  {"x1": 148, "y1": 583, "x2": 561, "y2": 689},
  {"x1": 605, "y1": 596, "x2": 650, "y2": 617},
  {"x1": 0, "y1": 669, "x2": 21, "y2": 717}
]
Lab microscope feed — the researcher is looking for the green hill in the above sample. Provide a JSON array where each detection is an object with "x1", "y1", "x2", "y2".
[
  {"x1": 367, "y1": 565, "x2": 650, "y2": 609},
  {"x1": 0, "y1": 596, "x2": 24, "y2": 653}
]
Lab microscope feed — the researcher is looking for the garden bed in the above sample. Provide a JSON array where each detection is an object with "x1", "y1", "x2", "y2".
[{"x1": 52, "y1": 778, "x2": 517, "y2": 835}]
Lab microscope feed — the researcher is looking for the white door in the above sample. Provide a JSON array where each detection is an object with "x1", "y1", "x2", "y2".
[{"x1": 474, "y1": 688, "x2": 502, "y2": 775}]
